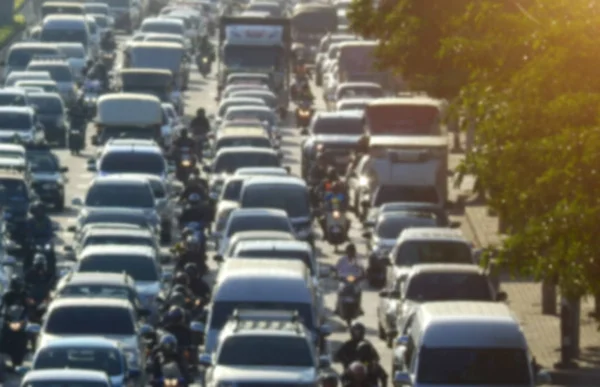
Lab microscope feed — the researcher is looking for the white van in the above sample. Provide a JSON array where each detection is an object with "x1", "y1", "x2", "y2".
[
  {"x1": 40, "y1": 15, "x2": 91, "y2": 56},
  {"x1": 204, "y1": 259, "x2": 325, "y2": 354},
  {"x1": 392, "y1": 301, "x2": 551, "y2": 387}
]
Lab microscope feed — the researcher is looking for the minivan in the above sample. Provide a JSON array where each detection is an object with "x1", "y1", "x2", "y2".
[{"x1": 40, "y1": 15, "x2": 91, "y2": 55}]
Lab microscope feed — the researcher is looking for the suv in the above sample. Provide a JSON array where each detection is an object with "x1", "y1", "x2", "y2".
[
  {"x1": 0, "y1": 106, "x2": 43, "y2": 143},
  {"x1": 30, "y1": 297, "x2": 152, "y2": 372},
  {"x1": 89, "y1": 139, "x2": 168, "y2": 179},
  {"x1": 27, "y1": 92, "x2": 69, "y2": 147},
  {"x1": 26, "y1": 57, "x2": 77, "y2": 104},
  {"x1": 25, "y1": 141, "x2": 69, "y2": 210},
  {"x1": 200, "y1": 310, "x2": 330, "y2": 382}
]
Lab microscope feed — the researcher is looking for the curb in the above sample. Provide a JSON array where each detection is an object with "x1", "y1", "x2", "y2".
[{"x1": 464, "y1": 206, "x2": 484, "y2": 248}]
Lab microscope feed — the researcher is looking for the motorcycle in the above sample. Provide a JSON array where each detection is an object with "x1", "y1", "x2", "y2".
[
  {"x1": 1, "y1": 305, "x2": 28, "y2": 367},
  {"x1": 197, "y1": 55, "x2": 211, "y2": 78},
  {"x1": 336, "y1": 274, "x2": 363, "y2": 327},
  {"x1": 323, "y1": 192, "x2": 348, "y2": 252},
  {"x1": 101, "y1": 52, "x2": 115, "y2": 70},
  {"x1": 176, "y1": 147, "x2": 196, "y2": 183},
  {"x1": 295, "y1": 100, "x2": 314, "y2": 135},
  {"x1": 68, "y1": 126, "x2": 84, "y2": 155}
]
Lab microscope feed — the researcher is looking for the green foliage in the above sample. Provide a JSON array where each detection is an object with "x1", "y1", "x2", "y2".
[
  {"x1": 350, "y1": 0, "x2": 600, "y2": 296},
  {"x1": 0, "y1": 2, "x2": 26, "y2": 50}
]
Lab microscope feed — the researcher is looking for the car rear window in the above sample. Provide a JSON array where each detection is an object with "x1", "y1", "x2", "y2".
[{"x1": 45, "y1": 306, "x2": 135, "y2": 335}]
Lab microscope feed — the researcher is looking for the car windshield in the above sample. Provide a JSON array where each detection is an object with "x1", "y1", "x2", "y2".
[
  {"x1": 41, "y1": 29, "x2": 88, "y2": 47},
  {"x1": 78, "y1": 255, "x2": 158, "y2": 281},
  {"x1": 0, "y1": 94, "x2": 27, "y2": 107},
  {"x1": 99, "y1": 153, "x2": 165, "y2": 175},
  {"x1": 93, "y1": 16, "x2": 108, "y2": 28},
  {"x1": 367, "y1": 105, "x2": 441, "y2": 136},
  {"x1": 242, "y1": 186, "x2": 310, "y2": 218},
  {"x1": 27, "y1": 152, "x2": 59, "y2": 172},
  {"x1": 218, "y1": 101, "x2": 264, "y2": 117},
  {"x1": 25, "y1": 383, "x2": 108, "y2": 387},
  {"x1": 29, "y1": 66, "x2": 73, "y2": 82},
  {"x1": 59, "y1": 46, "x2": 85, "y2": 58},
  {"x1": 227, "y1": 215, "x2": 290, "y2": 237},
  {"x1": 395, "y1": 241, "x2": 473, "y2": 267},
  {"x1": 59, "y1": 284, "x2": 132, "y2": 302},
  {"x1": 45, "y1": 306, "x2": 135, "y2": 335},
  {"x1": 8, "y1": 48, "x2": 59, "y2": 67},
  {"x1": 130, "y1": 48, "x2": 182, "y2": 71},
  {"x1": 214, "y1": 152, "x2": 279, "y2": 173},
  {"x1": 82, "y1": 214, "x2": 148, "y2": 229},
  {"x1": 339, "y1": 103, "x2": 368, "y2": 111},
  {"x1": 86, "y1": 5, "x2": 108, "y2": 14},
  {"x1": 374, "y1": 186, "x2": 439, "y2": 207},
  {"x1": 312, "y1": 117, "x2": 363, "y2": 135},
  {"x1": 210, "y1": 301, "x2": 314, "y2": 330},
  {"x1": 339, "y1": 86, "x2": 383, "y2": 99},
  {"x1": 217, "y1": 336, "x2": 313, "y2": 367},
  {"x1": 85, "y1": 184, "x2": 154, "y2": 208},
  {"x1": 217, "y1": 137, "x2": 271, "y2": 150},
  {"x1": 231, "y1": 93, "x2": 276, "y2": 108},
  {"x1": 225, "y1": 110, "x2": 274, "y2": 125},
  {"x1": 376, "y1": 215, "x2": 438, "y2": 239},
  {"x1": 29, "y1": 96, "x2": 63, "y2": 114},
  {"x1": 224, "y1": 46, "x2": 284, "y2": 69},
  {"x1": 0, "y1": 112, "x2": 30, "y2": 128},
  {"x1": 236, "y1": 249, "x2": 314, "y2": 274},
  {"x1": 222, "y1": 179, "x2": 243, "y2": 201},
  {"x1": 417, "y1": 347, "x2": 531, "y2": 385},
  {"x1": 0, "y1": 178, "x2": 28, "y2": 204},
  {"x1": 84, "y1": 236, "x2": 153, "y2": 249},
  {"x1": 34, "y1": 347, "x2": 123, "y2": 376},
  {"x1": 405, "y1": 273, "x2": 493, "y2": 302},
  {"x1": 142, "y1": 22, "x2": 184, "y2": 35}
]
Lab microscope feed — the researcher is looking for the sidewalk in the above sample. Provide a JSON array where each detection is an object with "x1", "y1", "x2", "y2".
[{"x1": 464, "y1": 199, "x2": 600, "y2": 385}]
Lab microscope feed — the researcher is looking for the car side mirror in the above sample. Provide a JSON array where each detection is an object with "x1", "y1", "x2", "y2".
[
  {"x1": 60, "y1": 166, "x2": 69, "y2": 173},
  {"x1": 394, "y1": 371, "x2": 412, "y2": 386},
  {"x1": 202, "y1": 165, "x2": 211, "y2": 173},
  {"x1": 198, "y1": 353, "x2": 212, "y2": 367},
  {"x1": 190, "y1": 321, "x2": 205, "y2": 333},
  {"x1": 536, "y1": 370, "x2": 551, "y2": 385},
  {"x1": 362, "y1": 231, "x2": 371, "y2": 239},
  {"x1": 496, "y1": 291, "x2": 508, "y2": 302},
  {"x1": 71, "y1": 198, "x2": 83, "y2": 207},
  {"x1": 214, "y1": 254, "x2": 224, "y2": 262},
  {"x1": 318, "y1": 355, "x2": 331, "y2": 369},
  {"x1": 449, "y1": 221, "x2": 461, "y2": 228}
]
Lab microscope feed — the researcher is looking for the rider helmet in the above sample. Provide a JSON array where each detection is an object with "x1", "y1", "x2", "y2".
[
  {"x1": 9, "y1": 274, "x2": 22, "y2": 291},
  {"x1": 196, "y1": 108, "x2": 205, "y2": 118},
  {"x1": 159, "y1": 333, "x2": 178, "y2": 355},
  {"x1": 169, "y1": 291, "x2": 187, "y2": 308},
  {"x1": 345, "y1": 243, "x2": 357, "y2": 257},
  {"x1": 173, "y1": 272, "x2": 189, "y2": 287},
  {"x1": 349, "y1": 322, "x2": 366, "y2": 341},
  {"x1": 183, "y1": 263, "x2": 198, "y2": 278},
  {"x1": 33, "y1": 253, "x2": 47, "y2": 271},
  {"x1": 356, "y1": 340, "x2": 374, "y2": 363},
  {"x1": 348, "y1": 361, "x2": 367, "y2": 381},
  {"x1": 166, "y1": 305, "x2": 185, "y2": 325}
]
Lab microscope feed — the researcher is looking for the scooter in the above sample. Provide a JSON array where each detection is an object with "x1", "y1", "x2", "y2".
[
  {"x1": 295, "y1": 100, "x2": 314, "y2": 135},
  {"x1": 323, "y1": 193, "x2": 348, "y2": 252},
  {"x1": 68, "y1": 126, "x2": 84, "y2": 155},
  {"x1": 1, "y1": 305, "x2": 28, "y2": 367},
  {"x1": 197, "y1": 55, "x2": 211, "y2": 78},
  {"x1": 176, "y1": 147, "x2": 196, "y2": 183},
  {"x1": 336, "y1": 274, "x2": 363, "y2": 327}
]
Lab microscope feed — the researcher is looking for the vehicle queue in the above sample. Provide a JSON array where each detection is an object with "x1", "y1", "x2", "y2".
[{"x1": 0, "y1": 0, "x2": 554, "y2": 387}]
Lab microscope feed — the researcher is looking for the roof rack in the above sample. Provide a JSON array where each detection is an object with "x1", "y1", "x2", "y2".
[{"x1": 229, "y1": 309, "x2": 303, "y2": 334}]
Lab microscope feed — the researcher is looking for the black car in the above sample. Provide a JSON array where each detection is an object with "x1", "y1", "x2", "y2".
[
  {"x1": 28, "y1": 92, "x2": 69, "y2": 147},
  {"x1": 300, "y1": 110, "x2": 364, "y2": 179},
  {"x1": 0, "y1": 170, "x2": 35, "y2": 242},
  {"x1": 25, "y1": 144, "x2": 68, "y2": 210}
]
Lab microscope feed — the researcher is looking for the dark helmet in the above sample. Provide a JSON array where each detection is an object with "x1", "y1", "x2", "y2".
[
  {"x1": 9, "y1": 274, "x2": 22, "y2": 291},
  {"x1": 180, "y1": 128, "x2": 189, "y2": 138},
  {"x1": 159, "y1": 333, "x2": 178, "y2": 354},
  {"x1": 327, "y1": 166, "x2": 338, "y2": 181},
  {"x1": 349, "y1": 322, "x2": 366, "y2": 341},
  {"x1": 30, "y1": 201, "x2": 45, "y2": 217},
  {"x1": 169, "y1": 291, "x2": 186, "y2": 308},
  {"x1": 356, "y1": 340, "x2": 374, "y2": 363},
  {"x1": 184, "y1": 263, "x2": 198, "y2": 278},
  {"x1": 187, "y1": 193, "x2": 201, "y2": 206},
  {"x1": 196, "y1": 108, "x2": 205, "y2": 117},
  {"x1": 186, "y1": 235, "x2": 201, "y2": 251},
  {"x1": 166, "y1": 305, "x2": 185, "y2": 325},
  {"x1": 345, "y1": 243, "x2": 356, "y2": 257},
  {"x1": 320, "y1": 373, "x2": 338, "y2": 387},
  {"x1": 33, "y1": 253, "x2": 47, "y2": 270},
  {"x1": 173, "y1": 272, "x2": 189, "y2": 287},
  {"x1": 348, "y1": 361, "x2": 367, "y2": 381}
]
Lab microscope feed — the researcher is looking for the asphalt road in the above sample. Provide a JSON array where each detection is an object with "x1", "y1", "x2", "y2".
[{"x1": 3, "y1": 33, "x2": 466, "y2": 386}]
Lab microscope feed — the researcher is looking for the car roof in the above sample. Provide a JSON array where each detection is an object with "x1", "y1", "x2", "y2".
[
  {"x1": 217, "y1": 128, "x2": 268, "y2": 138},
  {"x1": 83, "y1": 228, "x2": 153, "y2": 238},
  {"x1": 398, "y1": 228, "x2": 468, "y2": 242},
  {"x1": 378, "y1": 210, "x2": 439, "y2": 222},
  {"x1": 235, "y1": 240, "x2": 311, "y2": 252},
  {"x1": 108, "y1": 172, "x2": 163, "y2": 183},
  {"x1": 79, "y1": 244, "x2": 156, "y2": 258},
  {"x1": 38, "y1": 336, "x2": 121, "y2": 350},
  {"x1": 229, "y1": 230, "x2": 295, "y2": 242},
  {"x1": 23, "y1": 369, "x2": 109, "y2": 383},
  {"x1": 230, "y1": 90, "x2": 276, "y2": 97},
  {"x1": 226, "y1": 105, "x2": 273, "y2": 113},
  {"x1": 48, "y1": 297, "x2": 133, "y2": 310},
  {"x1": 230, "y1": 208, "x2": 288, "y2": 218},
  {"x1": 408, "y1": 263, "x2": 483, "y2": 276},
  {"x1": 242, "y1": 175, "x2": 306, "y2": 188},
  {"x1": 337, "y1": 98, "x2": 374, "y2": 105},
  {"x1": 62, "y1": 272, "x2": 135, "y2": 286},
  {"x1": 215, "y1": 146, "x2": 277, "y2": 156},
  {"x1": 0, "y1": 88, "x2": 28, "y2": 96},
  {"x1": 91, "y1": 174, "x2": 151, "y2": 185},
  {"x1": 103, "y1": 144, "x2": 163, "y2": 154},
  {"x1": 314, "y1": 110, "x2": 363, "y2": 119},
  {"x1": 0, "y1": 144, "x2": 25, "y2": 152},
  {"x1": 220, "y1": 97, "x2": 266, "y2": 105},
  {"x1": 234, "y1": 167, "x2": 288, "y2": 176},
  {"x1": 0, "y1": 106, "x2": 33, "y2": 114}
]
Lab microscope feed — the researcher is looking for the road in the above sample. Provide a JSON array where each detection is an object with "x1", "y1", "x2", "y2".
[{"x1": 4, "y1": 32, "x2": 468, "y2": 386}]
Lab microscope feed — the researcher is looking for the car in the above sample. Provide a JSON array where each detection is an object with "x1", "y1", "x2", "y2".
[
  {"x1": 71, "y1": 175, "x2": 161, "y2": 238},
  {"x1": 63, "y1": 227, "x2": 161, "y2": 261},
  {"x1": 13, "y1": 79, "x2": 60, "y2": 94},
  {"x1": 217, "y1": 208, "x2": 294, "y2": 258},
  {"x1": 0, "y1": 170, "x2": 35, "y2": 239},
  {"x1": 333, "y1": 81, "x2": 384, "y2": 102},
  {"x1": 221, "y1": 106, "x2": 278, "y2": 137},
  {"x1": 53, "y1": 272, "x2": 150, "y2": 318},
  {"x1": 229, "y1": 90, "x2": 278, "y2": 111},
  {"x1": 221, "y1": 83, "x2": 269, "y2": 100},
  {"x1": 213, "y1": 128, "x2": 276, "y2": 157},
  {"x1": 72, "y1": 245, "x2": 164, "y2": 315},
  {"x1": 215, "y1": 97, "x2": 267, "y2": 122},
  {"x1": 239, "y1": 176, "x2": 313, "y2": 244},
  {"x1": 364, "y1": 202, "x2": 456, "y2": 228},
  {"x1": 19, "y1": 369, "x2": 112, "y2": 387},
  {"x1": 17, "y1": 86, "x2": 45, "y2": 95},
  {"x1": 2, "y1": 42, "x2": 60, "y2": 80},
  {"x1": 0, "y1": 106, "x2": 44, "y2": 143},
  {"x1": 89, "y1": 140, "x2": 168, "y2": 179},
  {"x1": 206, "y1": 147, "x2": 281, "y2": 192},
  {"x1": 335, "y1": 98, "x2": 373, "y2": 111},
  {"x1": 67, "y1": 211, "x2": 156, "y2": 239},
  {"x1": 220, "y1": 231, "x2": 297, "y2": 258},
  {"x1": 200, "y1": 310, "x2": 329, "y2": 383},
  {"x1": 377, "y1": 264, "x2": 507, "y2": 348},
  {"x1": 0, "y1": 143, "x2": 25, "y2": 159},
  {"x1": 4, "y1": 71, "x2": 52, "y2": 87},
  {"x1": 25, "y1": 141, "x2": 69, "y2": 209},
  {"x1": 26, "y1": 57, "x2": 78, "y2": 104},
  {"x1": 23, "y1": 337, "x2": 138, "y2": 385},
  {"x1": 30, "y1": 298, "x2": 152, "y2": 372},
  {"x1": 0, "y1": 88, "x2": 29, "y2": 108}
]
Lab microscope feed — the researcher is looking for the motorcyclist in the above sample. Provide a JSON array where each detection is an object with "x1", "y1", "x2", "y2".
[
  {"x1": 87, "y1": 60, "x2": 109, "y2": 91},
  {"x1": 100, "y1": 30, "x2": 116, "y2": 52},
  {"x1": 69, "y1": 95, "x2": 88, "y2": 131},
  {"x1": 148, "y1": 333, "x2": 191, "y2": 383},
  {"x1": 334, "y1": 244, "x2": 365, "y2": 315},
  {"x1": 25, "y1": 202, "x2": 55, "y2": 274},
  {"x1": 162, "y1": 306, "x2": 193, "y2": 349},
  {"x1": 189, "y1": 109, "x2": 211, "y2": 153},
  {"x1": 178, "y1": 194, "x2": 211, "y2": 247},
  {"x1": 335, "y1": 322, "x2": 380, "y2": 369},
  {"x1": 81, "y1": 59, "x2": 94, "y2": 77},
  {"x1": 24, "y1": 254, "x2": 53, "y2": 298},
  {"x1": 356, "y1": 341, "x2": 388, "y2": 387},
  {"x1": 291, "y1": 76, "x2": 312, "y2": 101},
  {"x1": 340, "y1": 361, "x2": 371, "y2": 387},
  {"x1": 174, "y1": 235, "x2": 206, "y2": 273},
  {"x1": 179, "y1": 174, "x2": 209, "y2": 202},
  {"x1": 173, "y1": 128, "x2": 197, "y2": 154},
  {"x1": 183, "y1": 263, "x2": 211, "y2": 302},
  {"x1": 0, "y1": 275, "x2": 28, "y2": 315},
  {"x1": 197, "y1": 35, "x2": 215, "y2": 65}
]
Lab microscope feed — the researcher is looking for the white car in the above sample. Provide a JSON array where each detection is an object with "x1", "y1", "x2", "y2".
[
  {"x1": 161, "y1": 103, "x2": 180, "y2": 146},
  {"x1": 216, "y1": 208, "x2": 294, "y2": 258}
]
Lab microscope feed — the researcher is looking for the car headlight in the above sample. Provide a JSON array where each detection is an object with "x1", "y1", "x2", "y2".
[{"x1": 124, "y1": 349, "x2": 140, "y2": 368}]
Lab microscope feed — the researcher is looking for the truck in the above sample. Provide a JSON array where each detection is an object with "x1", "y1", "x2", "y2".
[{"x1": 218, "y1": 16, "x2": 291, "y2": 116}]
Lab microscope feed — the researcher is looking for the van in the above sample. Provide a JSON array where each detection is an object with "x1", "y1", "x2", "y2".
[
  {"x1": 1, "y1": 43, "x2": 60, "y2": 80},
  {"x1": 205, "y1": 259, "x2": 323, "y2": 353},
  {"x1": 94, "y1": 93, "x2": 164, "y2": 146},
  {"x1": 392, "y1": 301, "x2": 551, "y2": 387},
  {"x1": 40, "y1": 15, "x2": 91, "y2": 54}
]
